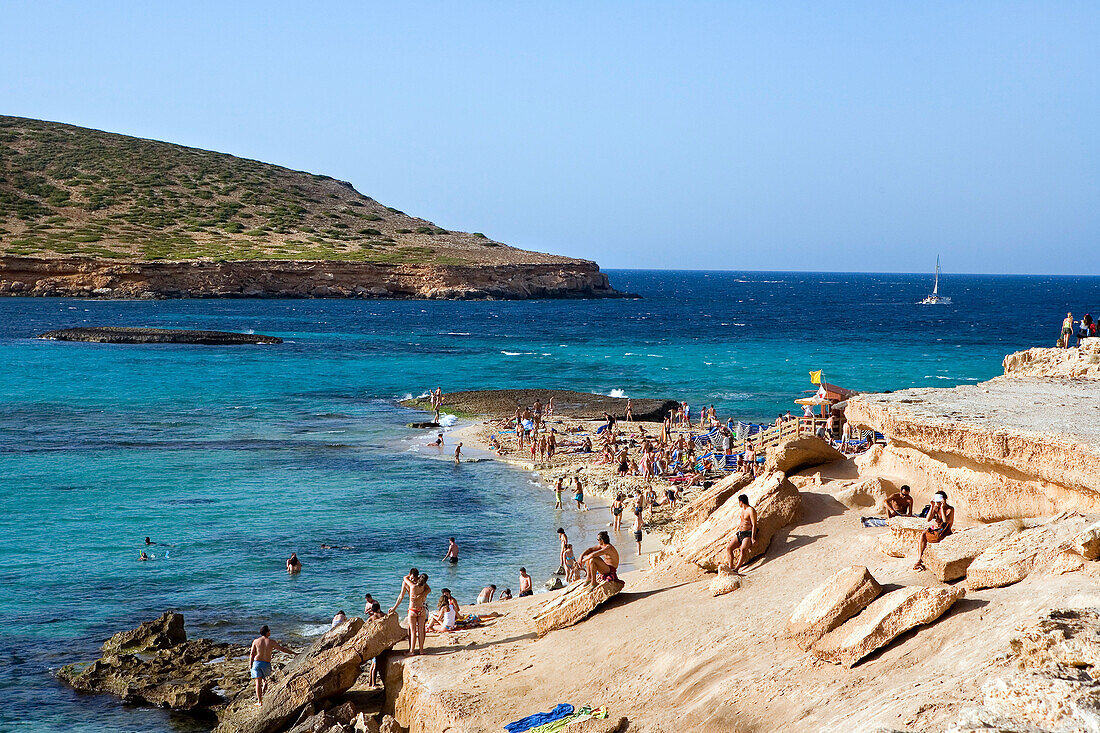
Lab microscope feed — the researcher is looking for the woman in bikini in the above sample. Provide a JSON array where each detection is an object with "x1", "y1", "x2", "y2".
[
  {"x1": 390, "y1": 572, "x2": 430, "y2": 655},
  {"x1": 611, "y1": 493, "x2": 625, "y2": 531}
]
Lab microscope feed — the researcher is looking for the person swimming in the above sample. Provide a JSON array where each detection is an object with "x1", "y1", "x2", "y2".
[{"x1": 286, "y1": 553, "x2": 302, "y2": 574}]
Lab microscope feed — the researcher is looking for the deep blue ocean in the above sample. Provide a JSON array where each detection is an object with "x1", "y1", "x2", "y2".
[{"x1": 2, "y1": 270, "x2": 1098, "y2": 731}]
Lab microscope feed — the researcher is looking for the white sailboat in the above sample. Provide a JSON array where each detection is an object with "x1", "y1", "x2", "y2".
[{"x1": 919, "y1": 256, "x2": 951, "y2": 304}]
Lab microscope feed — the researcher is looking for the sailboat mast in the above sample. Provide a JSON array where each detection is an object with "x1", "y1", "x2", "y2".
[{"x1": 933, "y1": 256, "x2": 939, "y2": 295}]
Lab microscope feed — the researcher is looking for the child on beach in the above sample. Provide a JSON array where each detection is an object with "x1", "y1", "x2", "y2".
[
  {"x1": 632, "y1": 512, "x2": 643, "y2": 555},
  {"x1": 611, "y1": 493, "x2": 625, "y2": 531},
  {"x1": 564, "y1": 543, "x2": 580, "y2": 582}
]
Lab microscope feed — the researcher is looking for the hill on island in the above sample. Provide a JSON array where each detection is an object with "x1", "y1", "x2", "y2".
[{"x1": 0, "y1": 115, "x2": 571, "y2": 267}]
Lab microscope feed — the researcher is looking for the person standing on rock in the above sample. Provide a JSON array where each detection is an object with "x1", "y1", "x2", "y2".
[
  {"x1": 249, "y1": 625, "x2": 293, "y2": 707},
  {"x1": 390, "y1": 573, "x2": 430, "y2": 655},
  {"x1": 725, "y1": 494, "x2": 757, "y2": 575}
]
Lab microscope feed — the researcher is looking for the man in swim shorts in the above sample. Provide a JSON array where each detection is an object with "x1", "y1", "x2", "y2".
[
  {"x1": 454, "y1": 442, "x2": 462, "y2": 464},
  {"x1": 633, "y1": 511, "x2": 644, "y2": 555},
  {"x1": 725, "y1": 494, "x2": 757, "y2": 575},
  {"x1": 442, "y1": 537, "x2": 459, "y2": 564},
  {"x1": 249, "y1": 625, "x2": 293, "y2": 706},
  {"x1": 574, "y1": 477, "x2": 588, "y2": 511},
  {"x1": 579, "y1": 531, "x2": 620, "y2": 588},
  {"x1": 518, "y1": 567, "x2": 533, "y2": 597}
]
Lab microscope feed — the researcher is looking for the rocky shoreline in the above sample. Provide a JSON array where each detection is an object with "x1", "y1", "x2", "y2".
[{"x1": 0, "y1": 256, "x2": 632, "y2": 300}]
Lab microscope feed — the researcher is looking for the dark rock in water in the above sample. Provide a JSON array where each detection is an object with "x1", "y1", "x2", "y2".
[
  {"x1": 407, "y1": 422, "x2": 441, "y2": 429},
  {"x1": 403, "y1": 388, "x2": 679, "y2": 422},
  {"x1": 38, "y1": 326, "x2": 282, "y2": 345},
  {"x1": 101, "y1": 610, "x2": 186, "y2": 655},
  {"x1": 57, "y1": 611, "x2": 251, "y2": 715}
]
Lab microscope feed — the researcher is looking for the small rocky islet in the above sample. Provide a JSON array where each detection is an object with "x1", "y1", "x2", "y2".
[{"x1": 37, "y1": 327, "x2": 282, "y2": 345}]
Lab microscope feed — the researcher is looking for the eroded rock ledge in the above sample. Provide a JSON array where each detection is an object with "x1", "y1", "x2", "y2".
[
  {"x1": 0, "y1": 256, "x2": 630, "y2": 300},
  {"x1": 847, "y1": 346, "x2": 1100, "y2": 520}
]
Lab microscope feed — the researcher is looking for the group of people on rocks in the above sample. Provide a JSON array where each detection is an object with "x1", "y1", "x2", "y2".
[{"x1": 1060, "y1": 312, "x2": 1096, "y2": 348}]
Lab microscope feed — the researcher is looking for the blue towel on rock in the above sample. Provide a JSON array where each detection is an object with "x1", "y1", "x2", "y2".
[{"x1": 505, "y1": 703, "x2": 574, "y2": 732}]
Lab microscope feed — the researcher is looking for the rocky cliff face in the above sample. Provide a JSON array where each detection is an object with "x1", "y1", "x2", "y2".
[
  {"x1": 0, "y1": 256, "x2": 625, "y2": 300},
  {"x1": 846, "y1": 347, "x2": 1100, "y2": 521},
  {"x1": 1002, "y1": 342, "x2": 1100, "y2": 380}
]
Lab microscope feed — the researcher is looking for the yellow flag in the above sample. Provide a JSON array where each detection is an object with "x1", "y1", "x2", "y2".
[{"x1": 809, "y1": 370, "x2": 822, "y2": 385}]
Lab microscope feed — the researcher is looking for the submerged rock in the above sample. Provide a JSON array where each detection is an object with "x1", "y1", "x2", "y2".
[{"x1": 38, "y1": 326, "x2": 282, "y2": 345}]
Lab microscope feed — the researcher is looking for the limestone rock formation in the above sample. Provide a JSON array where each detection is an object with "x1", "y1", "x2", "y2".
[
  {"x1": 832, "y1": 477, "x2": 890, "y2": 512},
  {"x1": 877, "y1": 516, "x2": 927, "y2": 559},
  {"x1": 764, "y1": 437, "x2": 844, "y2": 475},
  {"x1": 216, "y1": 613, "x2": 405, "y2": 733},
  {"x1": 786, "y1": 566, "x2": 882, "y2": 650},
  {"x1": 532, "y1": 579, "x2": 625, "y2": 636},
  {"x1": 709, "y1": 568, "x2": 742, "y2": 597},
  {"x1": 674, "y1": 472, "x2": 802, "y2": 571},
  {"x1": 1002, "y1": 343, "x2": 1100, "y2": 380},
  {"x1": 965, "y1": 513, "x2": 1096, "y2": 590},
  {"x1": 949, "y1": 608, "x2": 1100, "y2": 732},
  {"x1": 674, "y1": 472, "x2": 753, "y2": 530},
  {"x1": 1073, "y1": 520, "x2": 1100, "y2": 560},
  {"x1": 922, "y1": 520, "x2": 1022, "y2": 582},
  {"x1": 811, "y1": 585, "x2": 965, "y2": 667},
  {"x1": 846, "y1": 376, "x2": 1100, "y2": 520}
]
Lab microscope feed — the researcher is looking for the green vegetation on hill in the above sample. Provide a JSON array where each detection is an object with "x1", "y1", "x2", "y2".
[{"x1": 0, "y1": 116, "x2": 542, "y2": 265}]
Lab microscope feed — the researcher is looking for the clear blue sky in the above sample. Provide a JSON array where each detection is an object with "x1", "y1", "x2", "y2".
[{"x1": 3, "y1": 2, "x2": 1098, "y2": 274}]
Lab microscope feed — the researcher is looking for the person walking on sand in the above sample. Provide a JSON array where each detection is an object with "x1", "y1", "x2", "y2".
[
  {"x1": 632, "y1": 511, "x2": 644, "y2": 555},
  {"x1": 579, "y1": 531, "x2": 620, "y2": 587},
  {"x1": 573, "y1": 477, "x2": 588, "y2": 511},
  {"x1": 518, "y1": 567, "x2": 533, "y2": 597},
  {"x1": 249, "y1": 625, "x2": 293, "y2": 706},
  {"x1": 454, "y1": 442, "x2": 462, "y2": 464},
  {"x1": 611, "y1": 493, "x2": 625, "y2": 531},
  {"x1": 442, "y1": 537, "x2": 459, "y2": 565},
  {"x1": 725, "y1": 494, "x2": 757, "y2": 575},
  {"x1": 625, "y1": 398, "x2": 634, "y2": 422},
  {"x1": 554, "y1": 478, "x2": 564, "y2": 509}
]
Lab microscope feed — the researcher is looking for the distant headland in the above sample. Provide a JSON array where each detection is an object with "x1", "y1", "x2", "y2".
[{"x1": 0, "y1": 116, "x2": 626, "y2": 300}]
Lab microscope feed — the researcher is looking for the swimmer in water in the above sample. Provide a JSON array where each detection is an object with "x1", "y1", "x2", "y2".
[
  {"x1": 427, "y1": 433, "x2": 444, "y2": 448},
  {"x1": 286, "y1": 553, "x2": 302, "y2": 574},
  {"x1": 454, "y1": 442, "x2": 463, "y2": 464},
  {"x1": 139, "y1": 551, "x2": 150, "y2": 561}
]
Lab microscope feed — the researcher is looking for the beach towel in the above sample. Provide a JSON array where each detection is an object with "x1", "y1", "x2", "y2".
[
  {"x1": 504, "y1": 703, "x2": 574, "y2": 732},
  {"x1": 860, "y1": 517, "x2": 887, "y2": 528}
]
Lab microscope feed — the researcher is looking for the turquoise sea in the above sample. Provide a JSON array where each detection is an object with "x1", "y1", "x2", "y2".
[{"x1": 3, "y1": 270, "x2": 1099, "y2": 731}]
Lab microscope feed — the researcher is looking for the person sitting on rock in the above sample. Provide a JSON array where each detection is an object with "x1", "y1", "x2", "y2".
[
  {"x1": 331, "y1": 610, "x2": 347, "y2": 628},
  {"x1": 913, "y1": 491, "x2": 954, "y2": 571},
  {"x1": 249, "y1": 625, "x2": 294, "y2": 707},
  {"x1": 885, "y1": 485, "x2": 914, "y2": 517},
  {"x1": 579, "y1": 531, "x2": 619, "y2": 587}
]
